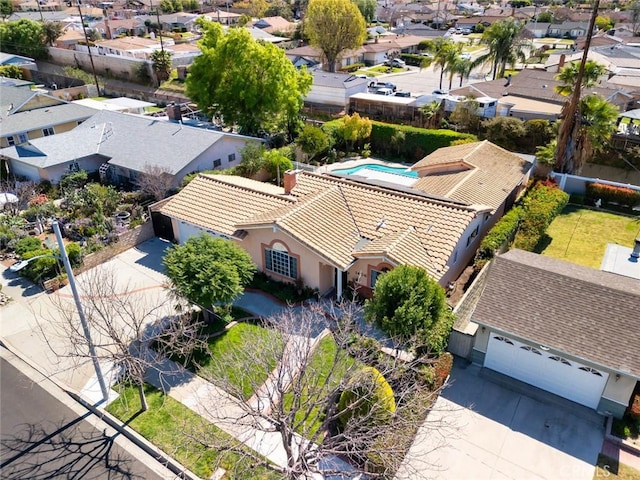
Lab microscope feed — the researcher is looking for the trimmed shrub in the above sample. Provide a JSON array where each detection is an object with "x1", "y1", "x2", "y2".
[
  {"x1": 339, "y1": 62, "x2": 365, "y2": 73},
  {"x1": 339, "y1": 366, "x2": 396, "y2": 427},
  {"x1": 476, "y1": 206, "x2": 522, "y2": 261},
  {"x1": 400, "y1": 53, "x2": 424, "y2": 66},
  {"x1": 21, "y1": 249, "x2": 58, "y2": 283},
  {"x1": 324, "y1": 119, "x2": 476, "y2": 161},
  {"x1": 514, "y1": 181, "x2": 569, "y2": 251},
  {"x1": 14, "y1": 236, "x2": 44, "y2": 256},
  {"x1": 585, "y1": 182, "x2": 640, "y2": 207}
]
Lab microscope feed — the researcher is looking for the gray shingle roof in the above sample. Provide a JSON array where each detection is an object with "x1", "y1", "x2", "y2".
[
  {"x1": 472, "y1": 249, "x2": 640, "y2": 377},
  {"x1": 1, "y1": 102, "x2": 97, "y2": 137}
]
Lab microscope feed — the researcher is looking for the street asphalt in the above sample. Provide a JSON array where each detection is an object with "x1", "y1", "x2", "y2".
[{"x1": 0, "y1": 350, "x2": 176, "y2": 479}]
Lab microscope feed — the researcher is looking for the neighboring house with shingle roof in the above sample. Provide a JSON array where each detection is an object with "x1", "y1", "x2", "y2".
[
  {"x1": 0, "y1": 84, "x2": 96, "y2": 149},
  {"x1": 410, "y1": 140, "x2": 533, "y2": 214},
  {"x1": 451, "y1": 249, "x2": 640, "y2": 418},
  {"x1": 251, "y1": 16, "x2": 297, "y2": 35},
  {"x1": 160, "y1": 170, "x2": 489, "y2": 299},
  {"x1": 0, "y1": 110, "x2": 262, "y2": 185}
]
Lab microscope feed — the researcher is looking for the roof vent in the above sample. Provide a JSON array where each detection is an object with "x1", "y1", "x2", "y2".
[{"x1": 376, "y1": 217, "x2": 386, "y2": 230}]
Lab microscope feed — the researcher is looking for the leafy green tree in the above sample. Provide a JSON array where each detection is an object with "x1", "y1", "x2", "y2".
[
  {"x1": 236, "y1": 142, "x2": 267, "y2": 177},
  {"x1": 364, "y1": 264, "x2": 454, "y2": 353},
  {"x1": 150, "y1": 49, "x2": 172, "y2": 83},
  {"x1": 354, "y1": 0, "x2": 376, "y2": 23},
  {"x1": 450, "y1": 97, "x2": 481, "y2": 133},
  {"x1": 263, "y1": 148, "x2": 293, "y2": 184},
  {"x1": 186, "y1": 20, "x2": 311, "y2": 136},
  {"x1": 477, "y1": 18, "x2": 526, "y2": 80},
  {"x1": 264, "y1": 0, "x2": 293, "y2": 20},
  {"x1": 595, "y1": 15, "x2": 614, "y2": 31},
  {"x1": 43, "y1": 21, "x2": 63, "y2": 46},
  {"x1": 536, "y1": 139, "x2": 557, "y2": 165},
  {"x1": 536, "y1": 11, "x2": 553, "y2": 23},
  {"x1": 163, "y1": 234, "x2": 256, "y2": 311},
  {"x1": 305, "y1": 0, "x2": 367, "y2": 72},
  {"x1": 338, "y1": 112, "x2": 372, "y2": 151},
  {"x1": 482, "y1": 116, "x2": 526, "y2": 150},
  {"x1": 297, "y1": 124, "x2": 329, "y2": 161},
  {"x1": 339, "y1": 366, "x2": 396, "y2": 427},
  {"x1": 0, "y1": 65, "x2": 22, "y2": 78},
  {"x1": 0, "y1": 0, "x2": 13, "y2": 19},
  {"x1": 0, "y1": 19, "x2": 48, "y2": 59}
]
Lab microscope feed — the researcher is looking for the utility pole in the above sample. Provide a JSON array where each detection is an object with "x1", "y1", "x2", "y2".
[
  {"x1": 52, "y1": 220, "x2": 109, "y2": 403},
  {"x1": 554, "y1": 0, "x2": 600, "y2": 174},
  {"x1": 76, "y1": 0, "x2": 101, "y2": 95}
]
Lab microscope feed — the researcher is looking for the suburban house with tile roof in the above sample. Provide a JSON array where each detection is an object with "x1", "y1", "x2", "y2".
[
  {"x1": 450, "y1": 249, "x2": 640, "y2": 418},
  {"x1": 160, "y1": 170, "x2": 490, "y2": 299},
  {"x1": 0, "y1": 110, "x2": 262, "y2": 185},
  {"x1": 0, "y1": 84, "x2": 96, "y2": 149}
]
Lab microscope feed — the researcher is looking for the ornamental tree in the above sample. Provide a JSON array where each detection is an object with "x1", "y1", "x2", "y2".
[
  {"x1": 186, "y1": 20, "x2": 311, "y2": 136},
  {"x1": 163, "y1": 234, "x2": 256, "y2": 311},
  {"x1": 364, "y1": 264, "x2": 454, "y2": 353}
]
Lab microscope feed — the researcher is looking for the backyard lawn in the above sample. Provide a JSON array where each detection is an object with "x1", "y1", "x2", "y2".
[
  {"x1": 538, "y1": 206, "x2": 640, "y2": 269},
  {"x1": 106, "y1": 384, "x2": 279, "y2": 479},
  {"x1": 595, "y1": 454, "x2": 640, "y2": 480}
]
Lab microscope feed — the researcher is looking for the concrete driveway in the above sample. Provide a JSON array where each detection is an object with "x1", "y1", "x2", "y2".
[{"x1": 396, "y1": 362, "x2": 605, "y2": 480}]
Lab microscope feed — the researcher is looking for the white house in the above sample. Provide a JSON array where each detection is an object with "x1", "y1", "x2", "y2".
[{"x1": 306, "y1": 70, "x2": 368, "y2": 108}]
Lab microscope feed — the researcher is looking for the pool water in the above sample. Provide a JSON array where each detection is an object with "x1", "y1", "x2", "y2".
[{"x1": 332, "y1": 163, "x2": 418, "y2": 178}]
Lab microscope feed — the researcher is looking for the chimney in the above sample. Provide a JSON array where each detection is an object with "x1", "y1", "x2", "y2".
[
  {"x1": 166, "y1": 103, "x2": 182, "y2": 122},
  {"x1": 631, "y1": 237, "x2": 640, "y2": 261},
  {"x1": 558, "y1": 54, "x2": 566, "y2": 69},
  {"x1": 283, "y1": 170, "x2": 299, "y2": 194}
]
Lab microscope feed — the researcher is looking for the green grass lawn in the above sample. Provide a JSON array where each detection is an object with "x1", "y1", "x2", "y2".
[
  {"x1": 197, "y1": 322, "x2": 283, "y2": 400},
  {"x1": 368, "y1": 65, "x2": 405, "y2": 74},
  {"x1": 595, "y1": 454, "x2": 640, "y2": 480},
  {"x1": 106, "y1": 384, "x2": 279, "y2": 479},
  {"x1": 538, "y1": 206, "x2": 640, "y2": 268},
  {"x1": 282, "y1": 335, "x2": 357, "y2": 439}
]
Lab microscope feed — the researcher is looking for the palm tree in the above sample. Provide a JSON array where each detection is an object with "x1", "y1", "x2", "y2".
[
  {"x1": 477, "y1": 19, "x2": 527, "y2": 80},
  {"x1": 453, "y1": 57, "x2": 474, "y2": 88},
  {"x1": 420, "y1": 100, "x2": 444, "y2": 129},
  {"x1": 443, "y1": 43, "x2": 464, "y2": 90},
  {"x1": 423, "y1": 38, "x2": 459, "y2": 90},
  {"x1": 554, "y1": 60, "x2": 606, "y2": 96}
]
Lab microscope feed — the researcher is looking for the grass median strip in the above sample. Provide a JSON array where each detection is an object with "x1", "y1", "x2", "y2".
[{"x1": 107, "y1": 383, "x2": 280, "y2": 479}]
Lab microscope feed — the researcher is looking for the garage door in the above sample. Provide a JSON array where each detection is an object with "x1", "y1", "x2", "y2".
[{"x1": 485, "y1": 334, "x2": 608, "y2": 409}]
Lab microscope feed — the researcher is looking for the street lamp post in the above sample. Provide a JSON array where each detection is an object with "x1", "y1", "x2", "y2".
[{"x1": 11, "y1": 220, "x2": 109, "y2": 402}]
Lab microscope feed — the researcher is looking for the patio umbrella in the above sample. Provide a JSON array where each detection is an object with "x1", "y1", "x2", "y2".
[{"x1": 0, "y1": 193, "x2": 18, "y2": 207}]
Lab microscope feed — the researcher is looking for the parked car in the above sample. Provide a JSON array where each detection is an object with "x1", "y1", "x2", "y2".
[
  {"x1": 356, "y1": 74, "x2": 376, "y2": 87},
  {"x1": 375, "y1": 88, "x2": 394, "y2": 96},
  {"x1": 432, "y1": 89, "x2": 448, "y2": 95},
  {"x1": 371, "y1": 81, "x2": 397, "y2": 92},
  {"x1": 394, "y1": 91, "x2": 411, "y2": 97},
  {"x1": 385, "y1": 58, "x2": 406, "y2": 68}
]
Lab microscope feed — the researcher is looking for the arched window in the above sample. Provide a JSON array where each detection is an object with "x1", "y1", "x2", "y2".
[
  {"x1": 578, "y1": 366, "x2": 603, "y2": 376},
  {"x1": 521, "y1": 345, "x2": 542, "y2": 355},
  {"x1": 549, "y1": 356, "x2": 571, "y2": 366},
  {"x1": 494, "y1": 336, "x2": 514, "y2": 345},
  {"x1": 264, "y1": 242, "x2": 298, "y2": 279}
]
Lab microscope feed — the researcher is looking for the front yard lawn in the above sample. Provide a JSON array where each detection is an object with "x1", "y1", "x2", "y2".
[
  {"x1": 538, "y1": 205, "x2": 640, "y2": 269},
  {"x1": 595, "y1": 454, "x2": 640, "y2": 480},
  {"x1": 282, "y1": 335, "x2": 357, "y2": 438},
  {"x1": 106, "y1": 384, "x2": 279, "y2": 479},
  {"x1": 197, "y1": 322, "x2": 283, "y2": 400}
]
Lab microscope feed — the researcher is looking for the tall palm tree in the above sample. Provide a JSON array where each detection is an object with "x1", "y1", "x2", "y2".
[
  {"x1": 423, "y1": 38, "x2": 460, "y2": 90},
  {"x1": 554, "y1": 60, "x2": 606, "y2": 96},
  {"x1": 477, "y1": 19, "x2": 526, "y2": 80},
  {"x1": 453, "y1": 57, "x2": 473, "y2": 88},
  {"x1": 443, "y1": 43, "x2": 464, "y2": 90},
  {"x1": 420, "y1": 100, "x2": 443, "y2": 128}
]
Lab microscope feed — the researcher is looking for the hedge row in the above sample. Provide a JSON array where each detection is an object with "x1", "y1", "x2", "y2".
[
  {"x1": 339, "y1": 62, "x2": 365, "y2": 73},
  {"x1": 476, "y1": 206, "x2": 522, "y2": 260},
  {"x1": 514, "y1": 181, "x2": 569, "y2": 251},
  {"x1": 474, "y1": 181, "x2": 569, "y2": 266},
  {"x1": 323, "y1": 119, "x2": 476, "y2": 161},
  {"x1": 586, "y1": 182, "x2": 640, "y2": 207},
  {"x1": 400, "y1": 53, "x2": 425, "y2": 66}
]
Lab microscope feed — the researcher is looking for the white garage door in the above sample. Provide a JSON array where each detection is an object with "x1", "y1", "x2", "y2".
[{"x1": 485, "y1": 334, "x2": 608, "y2": 409}]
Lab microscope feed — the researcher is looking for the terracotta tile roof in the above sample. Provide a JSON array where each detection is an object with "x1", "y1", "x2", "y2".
[
  {"x1": 290, "y1": 172, "x2": 478, "y2": 276},
  {"x1": 159, "y1": 174, "x2": 294, "y2": 237},
  {"x1": 161, "y1": 171, "x2": 478, "y2": 280},
  {"x1": 473, "y1": 250, "x2": 640, "y2": 377},
  {"x1": 353, "y1": 228, "x2": 438, "y2": 277},
  {"x1": 411, "y1": 141, "x2": 532, "y2": 211}
]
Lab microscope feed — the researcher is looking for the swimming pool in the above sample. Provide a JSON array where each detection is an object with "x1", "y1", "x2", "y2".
[{"x1": 332, "y1": 163, "x2": 418, "y2": 178}]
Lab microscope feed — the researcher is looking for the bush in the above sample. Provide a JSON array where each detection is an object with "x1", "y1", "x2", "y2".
[
  {"x1": 324, "y1": 119, "x2": 475, "y2": 161},
  {"x1": 433, "y1": 352, "x2": 453, "y2": 389},
  {"x1": 476, "y1": 206, "x2": 522, "y2": 261},
  {"x1": 339, "y1": 62, "x2": 365, "y2": 72},
  {"x1": 21, "y1": 249, "x2": 58, "y2": 283},
  {"x1": 481, "y1": 117, "x2": 526, "y2": 151},
  {"x1": 399, "y1": 53, "x2": 425, "y2": 66},
  {"x1": 514, "y1": 181, "x2": 569, "y2": 251},
  {"x1": 339, "y1": 366, "x2": 396, "y2": 427},
  {"x1": 65, "y1": 242, "x2": 82, "y2": 267},
  {"x1": 586, "y1": 182, "x2": 640, "y2": 208},
  {"x1": 14, "y1": 236, "x2": 43, "y2": 256}
]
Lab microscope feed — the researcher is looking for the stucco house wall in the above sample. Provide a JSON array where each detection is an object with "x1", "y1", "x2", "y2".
[{"x1": 1, "y1": 119, "x2": 83, "y2": 148}]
